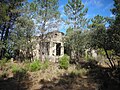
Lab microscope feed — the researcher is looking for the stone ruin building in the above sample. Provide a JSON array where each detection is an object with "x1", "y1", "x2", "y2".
[
  {"x1": 33, "y1": 31, "x2": 64, "y2": 62},
  {"x1": 32, "y1": 30, "x2": 98, "y2": 62}
]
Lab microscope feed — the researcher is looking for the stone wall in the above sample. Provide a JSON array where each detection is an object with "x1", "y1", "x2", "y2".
[{"x1": 33, "y1": 31, "x2": 64, "y2": 61}]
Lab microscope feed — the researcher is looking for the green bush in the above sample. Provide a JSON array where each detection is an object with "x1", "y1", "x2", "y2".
[
  {"x1": 0, "y1": 58, "x2": 7, "y2": 65},
  {"x1": 25, "y1": 59, "x2": 50, "y2": 72},
  {"x1": 59, "y1": 54, "x2": 70, "y2": 69},
  {"x1": 27, "y1": 60, "x2": 42, "y2": 72},
  {"x1": 11, "y1": 64, "x2": 26, "y2": 74},
  {"x1": 85, "y1": 54, "x2": 95, "y2": 61},
  {"x1": 0, "y1": 58, "x2": 7, "y2": 70},
  {"x1": 11, "y1": 64, "x2": 27, "y2": 80}
]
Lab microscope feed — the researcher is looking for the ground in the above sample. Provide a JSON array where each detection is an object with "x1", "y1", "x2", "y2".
[{"x1": 0, "y1": 61, "x2": 120, "y2": 90}]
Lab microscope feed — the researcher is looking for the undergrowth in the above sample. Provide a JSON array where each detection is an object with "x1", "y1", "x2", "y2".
[{"x1": 59, "y1": 54, "x2": 70, "y2": 69}]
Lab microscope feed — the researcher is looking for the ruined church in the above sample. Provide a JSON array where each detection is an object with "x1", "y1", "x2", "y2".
[{"x1": 32, "y1": 31, "x2": 64, "y2": 61}]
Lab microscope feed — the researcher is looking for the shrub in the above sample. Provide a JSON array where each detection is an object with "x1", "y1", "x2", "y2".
[
  {"x1": 24, "y1": 59, "x2": 50, "y2": 72},
  {"x1": 59, "y1": 54, "x2": 70, "y2": 69},
  {"x1": 0, "y1": 58, "x2": 7, "y2": 65},
  {"x1": 26, "y1": 60, "x2": 42, "y2": 72},
  {"x1": 0, "y1": 58, "x2": 7, "y2": 70},
  {"x1": 11, "y1": 64, "x2": 27, "y2": 80},
  {"x1": 11, "y1": 64, "x2": 26, "y2": 74},
  {"x1": 85, "y1": 54, "x2": 95, "y2": 61}
]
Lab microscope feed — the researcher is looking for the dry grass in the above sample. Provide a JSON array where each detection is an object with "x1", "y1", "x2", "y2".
[
  {"x1": 1, "y1": 61, "x2": 119, "y2": 90},
  {"x1": 0, "y1": 61, "x2": 90, "y2": 90}
]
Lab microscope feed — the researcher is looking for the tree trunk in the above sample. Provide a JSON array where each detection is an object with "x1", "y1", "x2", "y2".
[{"x1": 104, "y1": 48, "x2": 114, "y2": 68}]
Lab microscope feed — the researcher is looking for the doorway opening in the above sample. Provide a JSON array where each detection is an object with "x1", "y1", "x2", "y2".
[{"x1": 56, "y1": 43, "x2": 61, "y2": 56}]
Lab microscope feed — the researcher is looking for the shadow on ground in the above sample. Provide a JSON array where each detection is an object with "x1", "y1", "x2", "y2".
[
  {"x1": 0, "y1": 61, "x2": 120, "y2": 90},
  {"x1": 39, "y1": 61, "x2": 120, "y2": 90},
  {"x1": 39, "y1": 73, "x2": 97, "y2": 90},
  {"x1": 0, "y1": 72, "x2": 31, "y2": 90},
  {"x1": 86, "y1": 61, "x2": 120, "y2": 90}
]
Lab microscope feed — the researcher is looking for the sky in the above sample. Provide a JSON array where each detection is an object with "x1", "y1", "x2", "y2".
[
  {"x1": 58, "y1": 0, "x2": 114, "y2": 18},
  {"x1": 28, "y1": 0, "x2": 114, "y2": 33}
]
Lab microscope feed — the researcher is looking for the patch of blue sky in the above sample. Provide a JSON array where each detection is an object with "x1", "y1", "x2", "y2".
[
  {"x1": 83, "y1": 0, "x2": 114, "y2": 18},
  {"x1": 28, "y1": 0, "x2": 33, "y2": 2},
  {"x1": 28, "y1": 0, "x2": 114, "y2": 33}
]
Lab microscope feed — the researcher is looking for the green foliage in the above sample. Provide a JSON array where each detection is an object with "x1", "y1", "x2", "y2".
[
  {"x1": 59, "y1": 54, "x2": 70, "y2": 69},
  {"x1": 89, "y1": 15, "x2": 107, "y2": 29},
  {"x1": 35, "y1": 0, "x2": 60, "y2": 32},
  {"x1": 85, "y1": 55, "x2": 95, "y2": 61},
  {"x1": 89, "y1": 16, "x2": 108, "y2": 49},
  {"x1": 31, "y1": 0, "x2": 60, "y2": 60},
  {"x1": 98, "y1": 49, "x2": 114, "y2": 56},
  {"x1": 37, "y1": 0, "x2": 60, "y2": 19},
  {"x1": 11, "y1": 64, "x2": 26, "y2": 75},
  {"x1": 0, "y1": 3, "x2": 9, "y2": 24},
  {"x1": 0, "y1": 58, "x2": 8, "y2": 70},
  {"x1": 0, "y1": 0, "x2": 26, "y2": 59},
  {"x1": 11, "y1": 63, "x2": 27, "y2": 80},
  {"x1": 89, "y1": 15, "x2": 108, "y2": 49},
  {"x1": 64, "y1": 0, "x2": 88, "y2": 29},
  {"x1": 88, "y1": 15, "x2": 116, "y2": 68},
  {"x1": 66, "y1": 27, "x2": 74, "y2": 36},
  {"x1": 11, "y1": 64, "x2": 27, "y2": 80},
  {"x1": 26, "y1": 60, "x2": 42, "y2": 72},
  {"x1": 65, "y1": 28, "x2": 89, "y2": 61},
  {"x1": 64, "y1": 0, "x2": 89, "y2": 61},
  {"x1": 0, "y1": 58, "x2": 7, "y2": 65},
  {"x1": 111, "y1": 0, "x2": 120, "y2": 17},
  {"x1": 110, "y1": 0, "x2": 120, "y2": 55},
  {"x1": 25, "y1": 59, "x2": 50, "y2": 72},
  {"x1": 9, "y1": 15, "x2": 35, "y2": 60}
]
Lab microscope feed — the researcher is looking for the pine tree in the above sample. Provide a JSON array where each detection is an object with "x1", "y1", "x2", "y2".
[
  {"x1": 110, "y1": 0, "x2": 120, "y2": 56},
  {"x1": 0, "y1": 0, "x2": 25, "y2": 59},
  {"x1": 64, "y1": 0, "x2": 88, "y2": 30},
  {"x1": 33, "y1": 0, "x2": 60, "y2": 60},
  {"x1": 64, "y1": 0, "x2": 88, "y2": 62}
]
